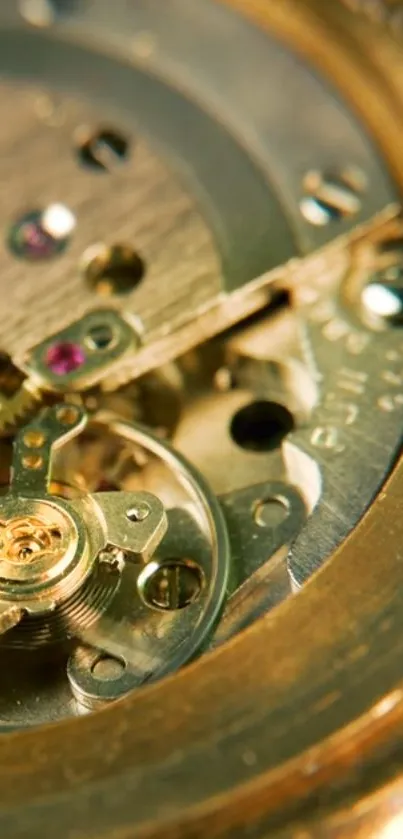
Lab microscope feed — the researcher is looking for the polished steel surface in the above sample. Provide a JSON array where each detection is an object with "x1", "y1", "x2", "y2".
[{"x1": 0, "y1": 410, "x2": 230, "y2": 725}]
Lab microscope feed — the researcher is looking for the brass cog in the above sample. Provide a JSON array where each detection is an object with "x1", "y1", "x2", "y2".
[
  {"x1": 0, "y1": 379, "x2": 41, "y2": 434},
  {"x1": 2, "y1": 2, "x2": 403, "y2": 838},
  {"x1": 0, "y1": 352, "x2": 42, "y2": 433}
]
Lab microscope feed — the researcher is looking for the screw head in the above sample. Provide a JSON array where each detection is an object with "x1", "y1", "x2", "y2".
[
  {"x1": 126, "y1": 503, "x2": 150, "y2": 523},
  {"x1": 9, "y1": 206, "x2": 74, "y2": 260},
  {"x1": 98, "y1": 546, "x2": 125, "y2": 572},
  {"x1": 363, "y1": 265, "x2": 403, "y2": 323}
]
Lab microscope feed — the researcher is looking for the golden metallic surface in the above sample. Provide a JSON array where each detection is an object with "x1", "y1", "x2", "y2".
[
  {"x1": 339, "y1": 0, "x2": 403, "y2": 26},
  {"x1": 4, "y1": 409, "x2": 403, "y2": 836},
  {"x1": 0, "y1": 355, "x2": 40, "y2": 432},
  {"x1": 22, "y1": 308, "x2": 142, "y2": 392},
  {"x1": 0, "y1": 404, "x2": 167, "y2": 625},
  {"x1": 16, "y1": 204, "x2": 402, "y2": 396},
  {"x1": 0, "y1": 409, "x2": 230, "y2": 723},
  {"x1": 2, "y1": 1, "x2": 403, "y2": 837},
  {"x1": 0, "y1": 82, "x2": 221, "y2": 361}
]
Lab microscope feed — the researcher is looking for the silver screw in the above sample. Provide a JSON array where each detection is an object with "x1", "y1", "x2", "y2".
[
  {"x1": 362, "y1": 265, "x2": 403, "y2": 324},
  {"x1": 300, "y1": 168, "x2": 364, "y2": 226},
  {"x1": 76, "y1": 128, "x2": 129, "y2": 172},
  {"x1": 126, "y1": 502, "x2": 150, "y2": 523},
  {"x1": 91, "y1": 655, "x2": 125, "y2": 682}
]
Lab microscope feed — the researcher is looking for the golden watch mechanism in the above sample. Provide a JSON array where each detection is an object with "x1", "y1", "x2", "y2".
[{"x1": 2, "y1": 2, "x2": 403, "y2": 839}]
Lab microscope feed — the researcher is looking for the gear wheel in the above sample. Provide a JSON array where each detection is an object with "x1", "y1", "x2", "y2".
[
  {"x1": 0, "y1": 354, "x2": 41, "y2": 433},
  {"x1": 3, "y1": 1, "x2": 403, "y2": 838}
]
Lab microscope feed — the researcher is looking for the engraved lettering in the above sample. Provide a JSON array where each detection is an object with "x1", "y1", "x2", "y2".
[
  {"x1": 322, "y1": 318, "x2": 350, "y2": 342},
  {"x1": 377, "y1": 394, "x2": 403, "y2": 413},
  {"x1": 382, "y1": 370, "x2": 403, "y2": 387},
  {"x1": 346, "y1": 332, "x2": 370, "y2": 355},
  {"x1": 311, "y1": 426, "x2": 345, "y2": 453},
  {"x1": 337, "y1": 367, "x2": 367, "y2": 396}
]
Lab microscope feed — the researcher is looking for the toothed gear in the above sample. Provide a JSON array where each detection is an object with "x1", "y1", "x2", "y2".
[{"x1": 0, "y1": 379, "x2": 42, "y2": 433}]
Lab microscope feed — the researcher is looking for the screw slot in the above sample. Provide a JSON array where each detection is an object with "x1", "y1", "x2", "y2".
[
  {"x1": 75, "y1": 127, "x2": 129, "y2": 172},
  {"x1": 126, "y1": 504, "x2": 150, "y2": 523},
  {"x1": 300, "y1": 168, "x2": 365, "y2": 226},
  {"x1": 82, "y1": 243, "x2": 145, "y2": 296},
  {"x1": 138, "y1": 558, "x2": 204, "y2": 611}
]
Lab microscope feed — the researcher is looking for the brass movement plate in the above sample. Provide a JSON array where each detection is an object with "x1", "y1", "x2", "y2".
[{"x1": 0, "y1": 1, "x2": 403, "y2": 838}]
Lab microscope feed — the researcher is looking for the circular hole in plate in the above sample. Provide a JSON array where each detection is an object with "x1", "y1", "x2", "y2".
[
  {"x1": 84, "y1": 323, "x2": 116, "y2": 352},
  {"x1": 55, "y1": 405, "x2": 80, "y2": 426},
  {"x1": 254, "y1": 496, "x2": 290, "y2": 528},
  {"x1": 82, "y1": 243, "x2": 145, "y2": 296},
  {"x1": 22, "y1": 453, "x2": 44, "y2": 470},
  {"x1": 230, "y1": 400, "x2": 294, "y2": 452},
  {"x1": 23, "y1": 430, "x2": 46, "y2": 449}
]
